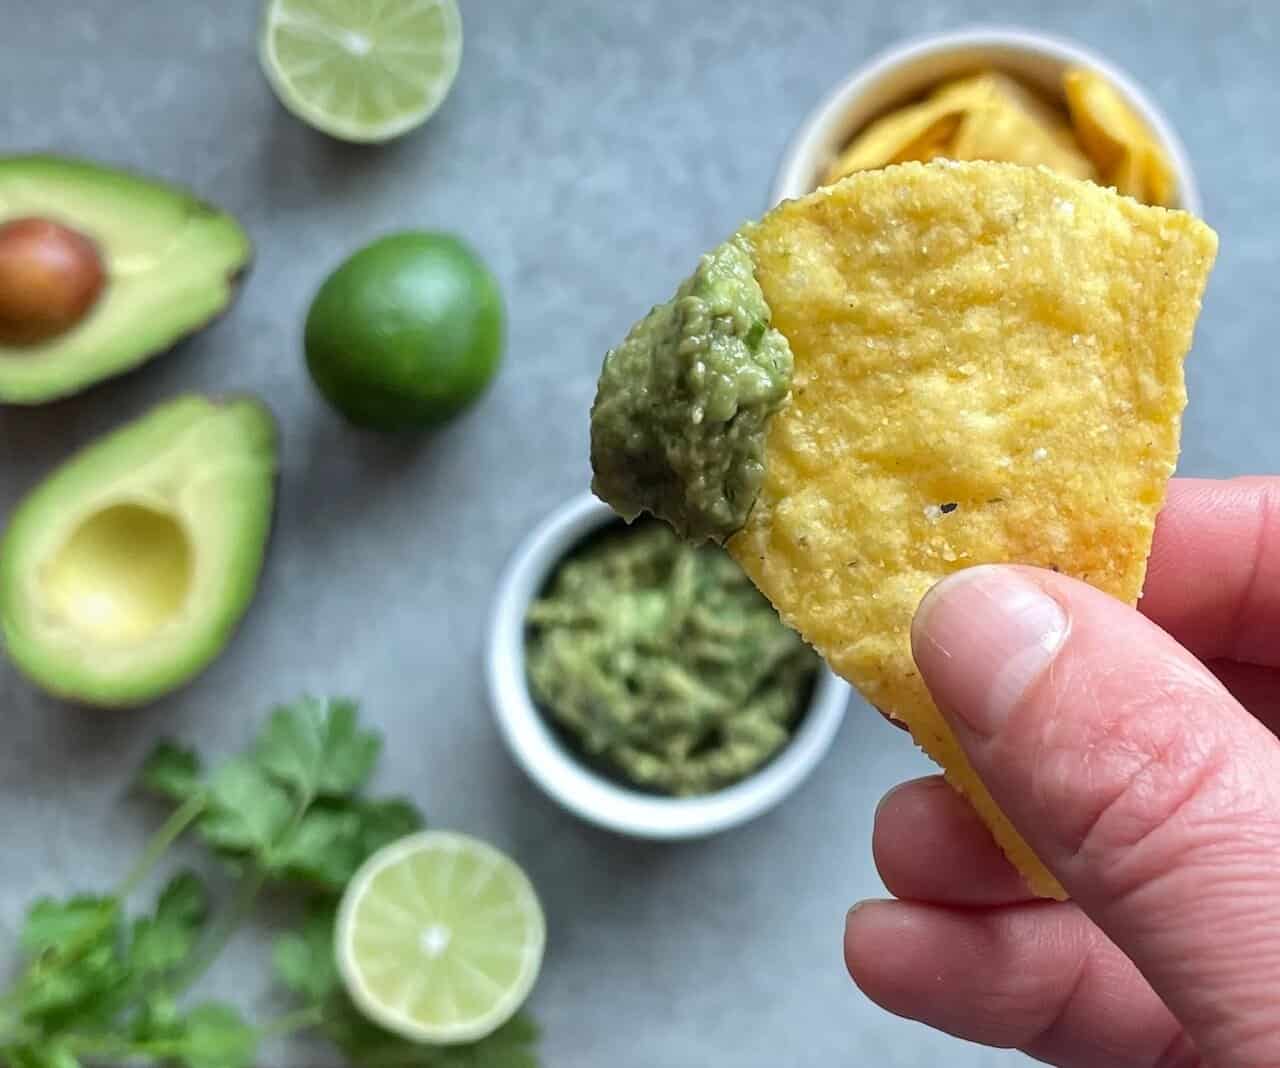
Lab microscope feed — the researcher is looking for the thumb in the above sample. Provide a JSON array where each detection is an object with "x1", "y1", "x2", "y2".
[{"x1": 912, "y1": 565, "x2": 1280, "y2": 1067}]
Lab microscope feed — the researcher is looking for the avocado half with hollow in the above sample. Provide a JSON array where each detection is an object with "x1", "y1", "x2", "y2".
[
  {"x1": 0, "y1": 395, "x2": 277, "y2": 707},
  {"x1": 0, "y1": 156, "x2": 251, "y2": 404}
]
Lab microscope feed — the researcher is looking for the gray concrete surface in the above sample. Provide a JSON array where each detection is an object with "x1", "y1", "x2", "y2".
[{"x1": 2, "y1": 1, "x2": 1277, "y2": 1065}]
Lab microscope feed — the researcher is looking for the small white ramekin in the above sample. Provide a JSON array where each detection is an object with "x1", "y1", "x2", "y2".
[
  {"x1": 770, "y1": 27, "x2": 1202, "y2": 216},
  {"x1": 487, "y1": 493, "x2": 851, "y2": 839}
]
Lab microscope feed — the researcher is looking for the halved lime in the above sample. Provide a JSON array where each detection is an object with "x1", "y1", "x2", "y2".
[
  {"x1": 335, "y1": 831, "x2": 546, "y2": 1044},
  {"x1": 259, "y1": 0, "x2": 462, "y2": 144}
]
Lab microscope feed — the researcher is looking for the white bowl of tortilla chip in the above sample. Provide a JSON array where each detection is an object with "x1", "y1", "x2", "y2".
[{"x1": 770, "y1": 27, "x2": 1202, "y2": 216}]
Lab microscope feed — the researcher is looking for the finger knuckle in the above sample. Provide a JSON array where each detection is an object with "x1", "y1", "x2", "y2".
[{"x1": 1023, "y1": 659, "x2": 1240, "y2": 896}]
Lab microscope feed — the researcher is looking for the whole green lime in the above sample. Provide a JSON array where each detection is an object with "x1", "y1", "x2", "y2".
[{"x1": 304, "y1": 233, "x2": 504, "y2": 431}]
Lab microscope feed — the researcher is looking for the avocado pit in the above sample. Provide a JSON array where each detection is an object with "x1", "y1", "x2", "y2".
[
  {"x1": 0, "y1": 217, "x2": 106, "y2": 346},
  {"x1": 44, "y1": 503, "x2": 193, "y2": 645}
]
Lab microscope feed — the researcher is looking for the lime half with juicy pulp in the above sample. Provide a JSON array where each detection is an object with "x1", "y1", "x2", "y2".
[
  {"x1": 259, "y1": 0, "x2": 462, "y2": 143},
  {"x1": 336, "y1": 831, "x2": 546, "y2": 1044}
]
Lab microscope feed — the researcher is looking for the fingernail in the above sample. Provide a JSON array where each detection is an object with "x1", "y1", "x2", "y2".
[
  {"x1": 873, "y1": 775, "x2": 939, "y2": 822},
  {"x1": 912, "y1": 566, "x2": 1068, "y2": 737},
  {"x1": 873, "y1": 781, "x2": 909, "y2": 824}
]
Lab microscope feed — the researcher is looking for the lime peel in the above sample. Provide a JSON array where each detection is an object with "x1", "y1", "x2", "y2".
[{"x1": 303, "y1": 231, "x2": 504, "y2": 432}]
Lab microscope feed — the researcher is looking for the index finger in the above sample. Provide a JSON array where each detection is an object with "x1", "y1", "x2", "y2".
[{"x1": 1141, "y1": 477, "x2": 1280, "y2": 667}]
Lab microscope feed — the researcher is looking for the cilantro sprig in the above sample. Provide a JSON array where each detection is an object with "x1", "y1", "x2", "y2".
[{"x1": 0, "y1": 698, "x2": 541, "y2": 1068}]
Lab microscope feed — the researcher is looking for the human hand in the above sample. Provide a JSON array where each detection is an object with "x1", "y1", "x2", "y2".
[{"x1": 844, "y1": 478, "x2": 1280, "y2": 1066}]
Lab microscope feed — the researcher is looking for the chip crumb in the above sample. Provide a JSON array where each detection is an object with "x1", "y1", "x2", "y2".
[{"x1": 1032, "y1": 447, "x2": 1049, "y2": 461}]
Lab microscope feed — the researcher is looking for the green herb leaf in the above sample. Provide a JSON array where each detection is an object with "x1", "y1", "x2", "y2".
[
  {"x1": 174, "y1": 1002, "x2": 258, "y2": 1068},
  {"x1": 272, "y1": 903, "x2": 339, "y2": 1003},
  {"x1": 197, "y1": 759, "x2": 295, "y2": 857},
  {"x1": 20, "y1": 896, "x2": 115, "y2": 956},
  {"x1": 18, "y1": 957, "x2": 125, "y2": 1029},
  {"x1": 0, "y1": 698, "x2": 536, "y2": 1068},
  {"x1": 130, "y1": 989, "x2": 183, "y2": 1041},
  {"x1": 129, "y1": 872, "x2": 208, "y2": 978},
  {"x1": 255, "y1": 697, "x2": 380, "y2": 799},
  {"x1": 137, "y1": 743, "x2": 204, "y2": 802},
  {"x1": 18, "y1": 895, "x2": 126, "y2": 1026},
  {"x1": 2, "y1": 1043, "x2": 81, "y2": 1068},
  {"x1": 352, "y1": 797, "x2": 425, "y2": 858},
  {"x1": 324, "y1": 996, "x2": 540, "y2": 1068},
  {"x1": 271, "y1": 796, "x2": 425, "y2": 891},
  {"x1": 272, "y1": 808, "x2": 364, "y2": 890}
]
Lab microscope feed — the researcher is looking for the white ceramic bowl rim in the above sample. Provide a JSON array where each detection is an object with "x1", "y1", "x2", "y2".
[
  {"x1": 487, "y1": 493, "x2": 851, "y2": 839},
  {"x1": 770, "y1": 25, "x2": 1202, "y2": 218}
]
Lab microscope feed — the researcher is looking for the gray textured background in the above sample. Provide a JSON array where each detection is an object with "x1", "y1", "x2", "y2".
[{"x1": 2, "y1": 2, "x2": 1277, "y2": 1065}]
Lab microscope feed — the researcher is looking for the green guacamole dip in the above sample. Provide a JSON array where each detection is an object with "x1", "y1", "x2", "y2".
[
  {"x1": 589, "y1": 232, "x2": 793, "y2": 544},
  {"x1": 524, "y1": 520, "x2": 820, "y2": 796}
]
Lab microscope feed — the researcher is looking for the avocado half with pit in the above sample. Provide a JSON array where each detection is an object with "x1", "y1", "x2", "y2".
[
  {"x1": 0, "y1": 395, "x2": 276, "y2": 707},
  {"x1": 0, "y1": 156, "x2": 251, "y2": 404}
]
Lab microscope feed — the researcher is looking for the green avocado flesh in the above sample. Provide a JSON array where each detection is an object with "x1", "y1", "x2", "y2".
[
  {"x1": 0, "y1": 156, "x2": 251, "y2": 404},
  {"x1": 525, "y1": 520, "x2": 820, "y2": 795},
  {"x1": 589, "y1": 231, "x2": 793, "y2": 543},
  {"x1": 0, "y1": 395, "x2": 277, "y2": 707}
]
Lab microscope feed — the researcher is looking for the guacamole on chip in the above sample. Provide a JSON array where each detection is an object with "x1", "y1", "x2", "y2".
[{"x1": 590, "y1": 161, "x2": 1217, "y2": 897}]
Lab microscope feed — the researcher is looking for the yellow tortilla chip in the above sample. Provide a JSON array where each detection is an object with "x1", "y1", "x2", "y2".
[
  {"x1": 732, "y1": 162, "x2": 1216, "y2": 899},
  {"x1": 825, "y1": 104, "x2": 965, "y2": 184},
  {"x1": 1110, "y1": 148, "x2": 1148, "y2": 202},
  {"x1": 889, "y1": 113, "x2": 961, "y2": 162},
  {"x1": 1064, "y1": 67, "x2": 1178, "y2": 207},
  {"x1": 826, "y1": 72, "x2": 1096, "y2": 186},
  {"x1": 945, "y1": 73, "x2": 1096, "y2": 180}
]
